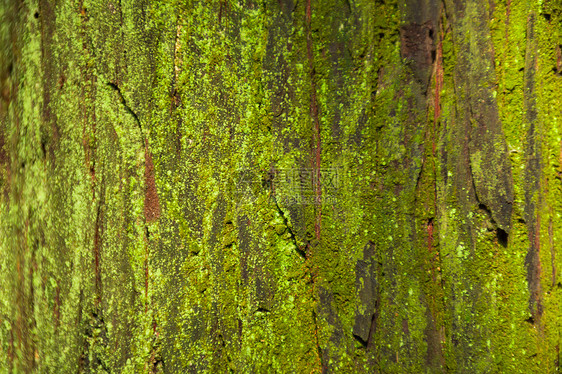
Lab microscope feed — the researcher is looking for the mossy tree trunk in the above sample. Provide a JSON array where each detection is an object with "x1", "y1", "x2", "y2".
[{"x1": 1, "y1": 0, "x2": 561, "y2": 372}]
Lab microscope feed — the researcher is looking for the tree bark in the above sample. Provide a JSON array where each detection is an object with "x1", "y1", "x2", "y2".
[{"x1": 1, "y1": 0, "x2": 561, "y2": 372}]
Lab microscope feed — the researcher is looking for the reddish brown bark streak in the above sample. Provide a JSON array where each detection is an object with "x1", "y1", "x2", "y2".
[
  {"x1": 144, "y1": 139, "x2": 161, "y2": 223},
  {"x1": 143, "y1": 139, "x2": 160, "y2": 316}
]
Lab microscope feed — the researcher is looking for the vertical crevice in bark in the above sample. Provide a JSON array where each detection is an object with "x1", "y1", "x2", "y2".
[
  {"x1": 29, "y1": 229, "x2": 37, "y2": 371},
  {"x1": 305, "y1": 0, "x2": 322, "y2": 241},
  {"x1": 401, "y1": 0, "x2": 446, "y2": 370},
  {"x1": 523, "y1": 11, "x2": 543, "y2": 324},
  {"x1": 304, "y1": 1, "x2": 325, "y2": 371},
  {"x1": 549, "y1": 216, "x2": 556, "y2": 288},
  {"x1": 433, "y1": 29, "x2": 443, "y2": 125},
  {"x1": 171, "y1": 15, "x2": 182, "y2": 156},
  {"x1": 427, "y1": 10, "x2": 447, "y2": 368},
  {"x1": 554, "y1": 344, "x2": 560, "y2": 372},
  {"x1": 93, "y1": 196, "x2": 103, "y2": 305},
  {"x1": 38, "y1": 0, "x2": 57, "y2": 164}
]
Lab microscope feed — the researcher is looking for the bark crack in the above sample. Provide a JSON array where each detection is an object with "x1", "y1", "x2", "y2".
[
  {"x1": 271, "y1": 195, "x2": 307, "y2": 260},
  {"x1": 106, "y1": 82, "x2": 145, "y2": 140}
]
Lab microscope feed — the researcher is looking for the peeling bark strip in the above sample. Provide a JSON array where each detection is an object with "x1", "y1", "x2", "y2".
[
  {"x1": 446, "y1": 0, "x2": 514, "y2": 233},
  {"x1": 447, "y1": 1, "x2": 513, "y2": 234}
]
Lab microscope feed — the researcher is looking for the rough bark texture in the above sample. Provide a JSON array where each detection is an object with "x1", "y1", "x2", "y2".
[{"x1": 1, "y1": 0, "x2": 562, "y2": 372}]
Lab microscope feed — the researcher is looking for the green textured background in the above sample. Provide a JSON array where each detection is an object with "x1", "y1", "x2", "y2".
[{"x1": 1, "y1": 0, "x2": 562, "y2": 372}]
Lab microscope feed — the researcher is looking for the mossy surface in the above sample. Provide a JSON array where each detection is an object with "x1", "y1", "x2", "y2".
[{"x1": 1, "y1": 0, "x2": 562, "y2": 372}]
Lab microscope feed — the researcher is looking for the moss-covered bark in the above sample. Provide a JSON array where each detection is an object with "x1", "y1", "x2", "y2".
[{"x1": 1, "y1": 0, "x2": 562, "y2": 372}]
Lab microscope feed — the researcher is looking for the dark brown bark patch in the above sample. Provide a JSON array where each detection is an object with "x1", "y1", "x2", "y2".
[
  {"x1": 353, "y1": 241, "x2": 380, "y2": 347},
  {"x1": 400, "y1": 21, "x2": 435, "y2": 92},
  {"x1": 0, "y1": 130, "x2": 6, "y2": 168}
]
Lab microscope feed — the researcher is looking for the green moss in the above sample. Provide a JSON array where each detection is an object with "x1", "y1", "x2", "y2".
[{"x1": 2, "y1": 0, "x2": 562, "y2": 372}]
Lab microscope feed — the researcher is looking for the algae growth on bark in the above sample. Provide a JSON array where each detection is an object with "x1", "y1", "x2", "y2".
[{"x1": 1, "y1": 0, "x2": 562, "y2": 372}]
